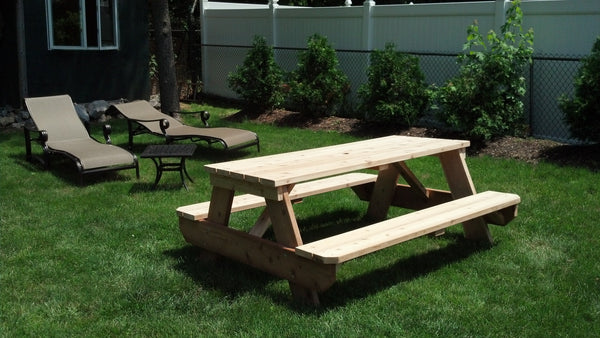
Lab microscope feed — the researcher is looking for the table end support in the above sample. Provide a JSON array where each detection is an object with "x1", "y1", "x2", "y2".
[
  {"x1": 439, "y1": 149, "x2": 493, "y2": 244},
  {"x1": 290, "y1": 283, "x2": 321, "y2": 306},
  {"x1": 462, "y1": 218, "x2": 493, "y2": 244}
]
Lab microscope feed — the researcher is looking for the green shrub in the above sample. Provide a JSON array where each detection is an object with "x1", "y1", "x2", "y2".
[
  {"x1": 358, "y1": 43, "x2": 430, "y2": 126},
  {"x1": 227, "y1": 35, "x2": 285, "y2": 112},
  {"x1": 559, "y1": 37, "x2": 600, "y2": 143},
  {"x1": 436, "y1": 0, "x2": 534, "y2": 140},
  {"x1": 288, "y1": 34, "x2": 350, "y2": 118}
]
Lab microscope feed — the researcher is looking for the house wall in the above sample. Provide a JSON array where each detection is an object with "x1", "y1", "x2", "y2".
[
  {"x1": 0, "y1": 2, "x2": 20, "y2": 106},
  {"x1": 22, "y1": 0, "x2": 150, "y2": 104}
]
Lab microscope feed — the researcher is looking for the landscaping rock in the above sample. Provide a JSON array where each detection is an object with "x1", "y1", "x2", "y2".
[
  {"x1": 0, "y1": 116, "x2": 15, "y2": 127},
  {"x1": 149, "y1": 94, "x2": 160, "y2": 108},
  {"x1": 20, "y1": 110, "x2": 30, "y2": 120},
  {"x1": 74, "y1": 103, "x2": 90, "y2": 123},
  {"x1": 85, "y1": 100, "x2": 110, "y2": 120}
]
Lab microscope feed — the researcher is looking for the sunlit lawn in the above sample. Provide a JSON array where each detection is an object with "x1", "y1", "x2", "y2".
[{"x1": 1, "y1": 102, "x2": 599, "y2": 336}]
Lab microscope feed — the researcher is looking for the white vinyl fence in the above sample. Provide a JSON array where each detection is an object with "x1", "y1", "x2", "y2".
[{"x1": 199, "y1": 0, "x2": 600, "y2": 142}]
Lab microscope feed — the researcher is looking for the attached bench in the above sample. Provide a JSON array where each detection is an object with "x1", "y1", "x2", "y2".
[
  {"x1": 295, "y1": 191, "x2": 520, "y2": 264},
  {"x1": 177, "y1": 172, "x2": 378, "y2": 221}
]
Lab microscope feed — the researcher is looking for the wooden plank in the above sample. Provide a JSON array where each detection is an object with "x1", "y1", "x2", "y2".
[
  {"x1": 391, "y1": 185, "x2": 453, "y2": 210},
  {"x1": 265, "y1": 191, "x2": 322, "y2": 304},
  {"x1": 209, "y1": 174, "x2": 281, "y2": 200},
  {"x1": 394, "y1": 161, "x2": 429, "y2": 200},
  {"x1": 248, "y1": 208, "x2": 272, "y2": 237},
  {"x1": 179, "y1": 218, "x2": 337, "y2": 292},
  {"x1": 366, "y1": 164, "x2": 401, "y2": 220},
  {"x1": 290, "y1": 173, "x2": 377, "y2": 199},
  {"x1": 295, "y1": 191, "x2": 520, "y2": 264},
  {"x1": 438, "y1": 149, "x2": 476, "y2": 197},
  {"x1": 207, "y1": 186, "x2": 234, "y2": 225},
  {"x1": 177, "y1": 173, "x2": 378, "y2": 220},
  {"x1": 205, "y1": 136, "x2": 469, "y2": 187},
  {"x1": 485, "y1": 205, "x2": 519, "y2": 226},
  {"x1": 438, "y1": 149, "x2": 492, "y2": 243},
  {"x1": 176, "y1": 194, "x2": 265, "y2": 221},
  {"x1": 266, "y1": 192, "x2": 303, "y2": 246}
]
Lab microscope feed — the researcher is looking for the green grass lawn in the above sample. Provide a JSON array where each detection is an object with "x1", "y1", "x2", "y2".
[{"x1": 1, "y1": 103, "x2": 599, "y2": 336}]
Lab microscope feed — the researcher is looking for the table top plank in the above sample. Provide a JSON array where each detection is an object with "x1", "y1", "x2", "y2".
[{"x1": 205, "y1": 136, "x2": 469, "y2": 187}]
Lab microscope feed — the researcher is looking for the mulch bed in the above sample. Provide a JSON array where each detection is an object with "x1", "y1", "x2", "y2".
[{"x1": 227, "y1": 109, "x2": 600, "y2": 171}]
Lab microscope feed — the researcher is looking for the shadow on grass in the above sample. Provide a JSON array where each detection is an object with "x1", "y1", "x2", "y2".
[
  {"x1": 318, "y1": 234, "x2": 490, "y2": 309},
  {"x1": 164, "y1": 210, "x2": 491, "y2": 312},
  {"x1": 164, "y1": 245, "x2": 280, "y2": 298},
  {"x1": 10, "y1": 153, "x2": 133, "y2": 186},
  {"x1": 129, "y1": 181, "x2": 187, "y2": 193},
  {"x1": 541, "y1": 143, "x2": 600, "y2": 172}
]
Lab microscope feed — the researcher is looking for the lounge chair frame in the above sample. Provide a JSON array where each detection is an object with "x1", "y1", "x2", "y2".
[
  {"x1": 24, "y1": 95, "x2": 139, "y2": 185},
  {"x1": 109, "y1": 101, "x2": 259, "y2": 152}
]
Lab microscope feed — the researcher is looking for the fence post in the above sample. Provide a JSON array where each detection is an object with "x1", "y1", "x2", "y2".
[
  {"x1": 200, "y1": 0, "x2": 208, "y2": 92},
  {"x1": 494, "y1": 0, "x2": 509, "y2": 32},
  {"x1": 362, "y1": 0, "x2": 375, "y2": 51},
  {"x1": 269, "y1": 0, "x2": 279, "y2": 46}
]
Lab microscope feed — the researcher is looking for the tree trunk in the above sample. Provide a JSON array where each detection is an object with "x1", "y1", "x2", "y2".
[{"x1": 149, "y1": 0, "x2": 179, "y2": 114}]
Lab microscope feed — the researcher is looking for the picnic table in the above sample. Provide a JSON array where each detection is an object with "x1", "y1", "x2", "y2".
[{"x1": 177, "y1": 135, "x2": 520, "y2": 305}]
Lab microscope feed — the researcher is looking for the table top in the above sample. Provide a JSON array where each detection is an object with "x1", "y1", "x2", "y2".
[
  {"x1": 140, "y1": 144, "x2": 197, "y2": 158},
  {"x1": 205, "y1": 135, "x2": 469, "y2": 187}
]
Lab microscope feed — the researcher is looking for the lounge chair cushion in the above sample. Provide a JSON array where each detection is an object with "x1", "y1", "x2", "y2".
[{"x1": 47, "y1": 139, "x2": 137, "y2": 169}]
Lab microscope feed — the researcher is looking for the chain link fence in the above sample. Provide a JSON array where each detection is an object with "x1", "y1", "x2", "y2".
[{"x1": 200, "y1": 44, "x2": 583, "y2": 143}]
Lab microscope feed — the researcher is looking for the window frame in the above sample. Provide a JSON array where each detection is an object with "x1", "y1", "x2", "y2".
[{"x1": 45, "y1": 0, "x2": 120, "y2": 51}]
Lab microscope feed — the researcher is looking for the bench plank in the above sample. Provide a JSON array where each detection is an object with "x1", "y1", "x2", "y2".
[
  {"x1": 295, "y1": 191, "x2": 520, "y2": 264},
  {"x1": 177, "y1": 172, "x2": 378, "y2": 221}
]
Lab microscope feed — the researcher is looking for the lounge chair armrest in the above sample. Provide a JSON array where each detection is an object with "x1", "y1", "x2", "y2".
[
  {"x1": 160, "y1": 119, "x2": 170, "y2": 134},
  {"x1": 103, "y1": 124, "x2": 113, "y2": 144},
  {"x1": 200, "y1": 111, "x2": 210, "y2": 127},
  {"x1": 170, "y1": 110, "x2": 210, "y2": 127},
  {"x1": 24, "y1": 124, "x2": 48, "y2": 143},
  {"x1": 24, "y1": 125, "x2": 48, "y2": 162},
  {"x1": 40, "y1": 130, "x2": 49, "y2": 143}
]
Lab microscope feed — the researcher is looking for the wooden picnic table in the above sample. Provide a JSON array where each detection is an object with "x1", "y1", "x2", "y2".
[{"x1": 177, "y1": 135, "x2": 520, "y2": 305}]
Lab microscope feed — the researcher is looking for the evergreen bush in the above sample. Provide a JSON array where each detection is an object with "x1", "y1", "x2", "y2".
[
  {"x1": 358, "y1": 43, "x2": 430, "y2": 126},
  {"x1": 559, "y1": 37, "x2": 600, "y2": 143},
  {"x1": 227, "y1": 35, "x2": 285, "y2": 112},
  {"x1": 436, "y1": 0, "x2": 534, "y2": 141},
  {"x1": 288, "y1": 34, "x2": 349, "y2": 118}
]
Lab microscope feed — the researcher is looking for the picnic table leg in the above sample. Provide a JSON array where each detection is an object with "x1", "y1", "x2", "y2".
[
  {"x1": 265, "y1": 192, "x2": 321, "y2": 305},
  {"x1": 207, "y1": 186, "x2": 235, "y2": 225},
  {"x1": 438, "y1": 149, "x2": 493, "y2": 243},
  {"x1": 366, "y1": 164, "x2": 401, "y2": 220},
  {"x1": 189, "y1": 186, "x2": 236, "y2": 261},
  {"x1": 248, "y1": 208, "x2": 272, "y2": 237}
]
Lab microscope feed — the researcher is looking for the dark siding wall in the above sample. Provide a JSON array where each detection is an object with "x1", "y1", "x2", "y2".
[
  {"x1": 0, "y1": 2, "x2": 20, "y2": 106},
  {"x1": 24, "y1": 0, "x2": 150, "y2": 103}
]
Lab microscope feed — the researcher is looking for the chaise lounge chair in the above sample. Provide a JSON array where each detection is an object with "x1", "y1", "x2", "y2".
[
  {"x1": 24, "y1": 94, "x2": 139, "y2": 184},
  {"x1": 108, "y1": 100, "x2": 260, "y2": 151}
]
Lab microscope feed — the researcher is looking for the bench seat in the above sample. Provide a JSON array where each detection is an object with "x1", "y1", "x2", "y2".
[
  {"x1": 295, "y1": 191, "x2": 520, "y2": 264},
  {"x1": 177, "y1": 172, "x2": 378, "y2": 221}
]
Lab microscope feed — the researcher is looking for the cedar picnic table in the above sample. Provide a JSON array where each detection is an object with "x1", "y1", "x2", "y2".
[{"x1": 177, "y1": 135, "x2": 521, "y2": 305}]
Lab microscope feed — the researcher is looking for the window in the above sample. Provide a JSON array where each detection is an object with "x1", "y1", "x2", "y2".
[{"x1": 46, "y1": 0, "x2": 119, "y2": 50}]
